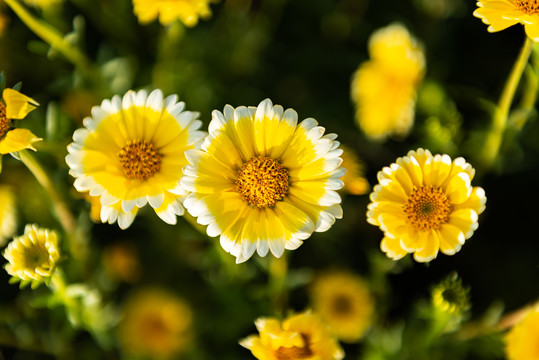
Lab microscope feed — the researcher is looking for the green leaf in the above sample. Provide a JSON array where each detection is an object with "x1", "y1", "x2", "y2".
[
  {"x1": 0, "y1": 71, "x2": 5, "y2": 94},
  {"x1": 12, "y1": 81, "x2": 22, "y2": 91}
]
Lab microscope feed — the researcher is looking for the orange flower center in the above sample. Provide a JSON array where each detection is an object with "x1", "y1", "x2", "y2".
[
  {"x1": 403, "y1": 185, "x2": 452, "y2": 231},
  {"x1": 0, "y1": 102, "x2": 10, "y2": 138},
  {"x1": 118, "y1": 140, "x2": 162, "y2": 181},
  {"x1": 515, "y1": 0, "x2": 539, "y2": 14},
  {"x1": 235, "y1": 156, "x2": 289, "y2": 208},
  {"x1": 274, "y1": 334, "x2": 313, "y2": 360}
]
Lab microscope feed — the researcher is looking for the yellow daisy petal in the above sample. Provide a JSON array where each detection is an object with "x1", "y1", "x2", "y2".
[
  {"x1": 474, "y1": 0, "x2": 539, "y2": 40},
  {"x1": 0, "y1": 128, "x2": 42, "y2": 154},
  {"x1": 3, "y1": 88, "x2": 39, "y2": 120}
]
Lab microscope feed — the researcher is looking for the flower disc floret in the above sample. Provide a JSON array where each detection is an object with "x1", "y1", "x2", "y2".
[{"x1": 367, "y1": 148, "x2": 486, "y2": 262}]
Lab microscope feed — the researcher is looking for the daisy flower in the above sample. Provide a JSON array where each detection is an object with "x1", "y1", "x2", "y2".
[
  {"x1": 367, "y1": 149, "x2": 486, "y2": 262},
  {"x1": 474, "y1": 0, "x2": 539, "y2": 41},
  {"x1": 132, "y1": 0, "x2": 219, "y2": 27},
  {"x1": 181, "y1": 99, "x2": 344, "y2": 263},
  {"x1": 66, "y1": 89, "x2": 205, "y2": 229},
  {"x1": 240, "y1": 311, "x2": 344, "y2": 360},
  {"x1": 505, "y1": 304, "x2": 539, "y2": 360}
]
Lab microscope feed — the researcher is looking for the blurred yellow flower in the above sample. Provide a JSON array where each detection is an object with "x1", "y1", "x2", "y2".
[
  {"x1": 351, "y1": 23, "x2": 425, "y2": 141},
  {"x1": 339, "y1": 145, "x2": 369, "y2": 195},
  {"x1": 240, "y1": 311, "x2": 344, "y2": 360},
  {"x1": 3, "y1": 224, "x2": 60, "y2": 286},
  {"x1": 474, "y1": 0, "x2": 539, "y2": 41},
  {"x1": 431, "y1": 273, "x2": 470, "y2": 315},
  {"x1": 118, "y1": 288, "x2": 193, "y2": 359},
  {"x1": 65, "y1": 89, "x2": 205, "y2": 229},
  {"x1": 0, "y1": 185, "x2": 17, "y2": 247},
  {"x1": 182, "y1": 99, "x2": 344, "y2": 263},
  {"x1": 132, "y1": 0, "x2": 219, "y2": 27},
  {"x1": 23, "y1": 0, "x2": 62, "y2": 10},
  {"x1": 102, "y1": 242, "x2": 140, "y2": 283},
  {"x1": 0, "y1": 88, "x2": 41, "y2": 154},
  {"x1": 367, "y1": 148, "x2": 486, "y2": 262},
  {"x1": 310, "y1": 270, "x2": 374, "y2": 342},
  {"x1": 505, "y1": 305, "x2": 539, "y2": 360}
]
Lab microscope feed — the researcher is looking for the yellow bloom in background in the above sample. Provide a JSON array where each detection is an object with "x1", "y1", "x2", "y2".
[
  {"x1": 351, "y1": 23, "x2": 425, "y2": 141},
  {"x1": 0, "y1": 185, "x2": 17, "y2": 247},
  {"x1": 22, "y1": 0, "x2": 63, "y2": 10},
  {"x1": 367, "y1": 148, "x2": 486, "y2": 262},
  {"x1": 66, "y1": 89, "x2": 206, "y2": 229},
  {"x1": 182, "y1": 99, "x2": 344, "y2": 263},
  {"x1": 310, "y1": 269, "x2": 374, "y2": 342},
  {"x1": 132, "y1": 0, "x2": 219, "y2": 27},
  {"x1": 3, "y1": 224, "x2": 60, "y2": 286},
  {"x1": 118, "y1": 288, "x2": 193, "y2": 359},
  {"x1": 102, "y1": 242, "x2": 141, "y2": 283},
  {"x1": 0, "y1": 88, "x2": 41, "y2": 154},
  {"x1": 474, "y1": 0, "x2": 539, "y2": 41},
  {"x1": 339, "y1": 145, "x2": 369, "y2": 195},
  {"x1": 505, "y1": 305, "x2": 539, "y2": 360},
  {"x1": 240, "y1": 311, "x2": 344, "y2": 360}
]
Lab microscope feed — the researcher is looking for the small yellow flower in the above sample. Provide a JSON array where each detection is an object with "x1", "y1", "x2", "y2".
[
  {"x1": 351, "y1": 23, "x2": 425, "y2": 141},
  {"x1": 367, "y1": 148, "x2": 486, "y2": 262},
  {"x1": 505, "y1": 305, "x2": 539, "y2": 360},
  {"x1": 66, "y1": 89, "x2": 205, "y2": 229},
  {"x1": 339, "y1": 145, "x2": 369, "y2": 195},
  {"x1": 182, "y1": 99, "x2": 344, "y2": 263},
  {"x1": 0, "y1": 88, "x2": 41, "y2": 154},
  {"x1": 132, "y1": 0, "x2": 219, "y2": 27},
  {"x1": 0, "y1": 185, "x2": 17, "y2": 247},
  {"x1": 474, "y1": 0, "x2": 539, "y2": 41},
  {"x1": 431, "y1": 272, "x2": 470, "y2": 315},
  {"x1": 240, "y1": 311, "x2": 344, "y2": 360},
  {"x1": 118, "y1": 288, "x2": 193, "y2": 359},
  {"x1": 3, "y1": 224, "x2": 60, "y2": 286},
  {"x1": 310, "y1": 270, "x2": 374, "y2": 342}
]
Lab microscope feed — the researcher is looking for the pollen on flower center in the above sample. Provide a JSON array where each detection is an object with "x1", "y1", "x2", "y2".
[
  {"x1": 118, "y1": 140, "x2": 162, "y2": 181},
  {"x1": 235, "y1": 156, "x2": 289, "y2": 208},
  {"x1": 403, "y1": 185, "x2": 452, "y2": 231},
  {"x1": 0, "y1": 102, "x2": 10, "y2": 138},
  {"x1": 515, "y1": 0, "x2": 539, "y2": 14},
  {"x1": 274, "y1": 334, "x2": 313, "y2": 360}
]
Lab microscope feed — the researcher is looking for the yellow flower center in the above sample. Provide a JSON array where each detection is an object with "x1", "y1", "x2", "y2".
[
  {"x1": 403, "y1": 185, "x2": 452, "y2": 231},
  {"x1": 22, "y1": 243, "x2": 51, "y2": 271},
  {"x1": 275, "y1": 334, "x2": 313, "y2": 360},
  {"x1": 118, "y1": 140, "x2": 162, "y2": 181},
  {"x1": 0, "y1": 102, "x2": 10, "y2": 138},
  {"x1": 235, "y1": 156, "x2": 289, "y2": 208},
  {"x1": 515, "y1": 0, "x2": 539, "y2": 14}
]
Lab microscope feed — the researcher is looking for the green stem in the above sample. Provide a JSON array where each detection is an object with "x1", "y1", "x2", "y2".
[
  {"x1": 269, "y1": 254, "x2": 288, "y2": 317},
  {"x1": 480, "y1": 37, "x2": 534, "y2": 169}
]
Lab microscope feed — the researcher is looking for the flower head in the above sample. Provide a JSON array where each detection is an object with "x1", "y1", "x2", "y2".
[
  {"x1": 310, "y1": 269, "x2": 374, "y2": 342},
  {"x1": 3, "y1": 224, "x2": 60, "y2": 287},
  {"x1": 118, "y1": 288, "x2": 193, "y2": 359},
  {"x1": 351, "y1": 23, "x2": 425, "y2": 141},
  {"x1": 431, "y1": 272, "x2": 470, "y2": 315},
  {"x1": 367, "y1": 149, "x2": 486, "y2": 262},
  {"x1": 0, "y1": 88, "x2": 41, "y2": 154},
  {"x1": 132, "y1": 0, "x2": 219, "y2": 27},
  {"x1": 240, "y1": 311, "x2": 344, "y2": 360},
  {"x1": 182, "y1": 99, "x2": 344, "y2": 263},
  {"x1": 474, "y1": 0, "x2": 539, "y2": 41},
  {"x1": 66, "y1": 89, "x2": 206, "y2": 229},
  {"x1": 505, "y1": 305, "x2": 539, "y2": 360},
  {"x1": 0, "y1": 185, "x2": 17, "y2": 246}
]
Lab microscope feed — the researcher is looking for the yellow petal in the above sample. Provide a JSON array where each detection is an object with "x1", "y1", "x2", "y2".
[
  {"x1": 3, "y1": 89, "x2": 39, "y2": 119},
  {"x1": 0, "y1": 128, "x2": 42, "y2": 154}
]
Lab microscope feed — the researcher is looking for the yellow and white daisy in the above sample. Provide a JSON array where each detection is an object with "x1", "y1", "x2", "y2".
[
  {"x1": 505, "y1": 304, "x2": 539, "y2": 360},
  {"x1": 3, "y1": 224, "x2": 60, "y2": 286},
  {"x1": 0, "y1": 88, "x2": 41, "y2": 154},
  {"x1": 132, "y1": 0, "x2": 219, "y2": 27},
  {"x1": 351, "y1": 23, "x2": 425, "y2": 141},
  {"x1": 240, "y1": 311, "x2": 344, "y2": 360},
  {"x1": 0, "y1": 185, "x2": 17, "y2": 247},
  {"x1": 181, "y1": 99, "x2": 345, "y2": 263},
  {"x1": 474, "y1": 0, "x2": 539, "y2": 41},
  {"x1": 310, "y1": 269, "x2": 374, "y2": 342},
  {"x1": 367, "y1": 148, "x2": 486, "y2": 262},
  {"x1": 66, "y1": 89, "x2": 205, "y2": 229}
]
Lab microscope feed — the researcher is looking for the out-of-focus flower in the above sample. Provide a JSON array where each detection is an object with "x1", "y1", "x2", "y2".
[
  {"x1": 0, "y1": 88, "x2": 41, "y2": 154},
  {"x1": 3, "y1": 224, "x2": 60, "y2": 287},
  {"x1": 351, "y1": 23, "x2": 425, "y2": 141},
  {"x1": 65, "y1": 89, "x2": 205, "y2": 229},
  {"x1": 431, "y1": 272, "x2": 470, "y2": 315},
  {"x1": 22, "y1": 0, "x2": 63, "y2": 10},
  {"x1": 0, "y1": 185, "x2": 17, "y2": 247},
  {"x1": 132, "y1": 0, "x2": 219, "y2": 27},
  {"x1": 118, "y1": 288, "x2": 193, "y2": 359},
  {"x1": 0, "y1": 11, "x2": 9, "y2": 37},
  {"x1": 339, "y1": 145, "x2": 369, "y2": 195},
  {"x1": 182, "y1": 99, "x2": 344, "y2": 263},
  {"x1": 310, "y1": 269, "x2": 374, "y2": 342},
  {"x1": 367, "y1": 148, "x2": 486, "y2": 262},
  {"x1": 505, "y1": 305, "x2": 539, "y2": 360},
  {"x1": 474, "y1": 0, "x2": 539, "y2": 42},
  {"x1": 240, "y1": 311, "x2": 344, "y2": 360},
  {"x1": 102, "y1": 242, "x2": 140, "y2": 283}
]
